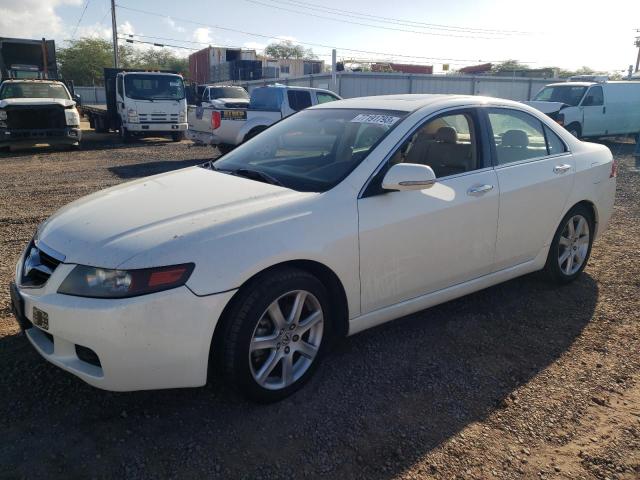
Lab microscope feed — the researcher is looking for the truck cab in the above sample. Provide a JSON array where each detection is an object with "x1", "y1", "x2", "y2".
[
  {"x1": 115, "y1": 71, "x2": 188, "y2": 141},
  {"x1": 0, "y1": 79, "x2": 81, "y2": 151}
]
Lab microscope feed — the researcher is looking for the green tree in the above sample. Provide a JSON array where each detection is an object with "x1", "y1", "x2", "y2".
[
  {"x1": 264, "y1": 40, "x2": 316, "y2": 60},
  {"x1": 491, "y1": 59, "x2": 530, "y2": 73}
]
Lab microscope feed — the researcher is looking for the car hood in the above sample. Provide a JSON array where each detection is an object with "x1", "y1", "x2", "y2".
[
  {"x1": 0, "y1": 97, "x2": 76, "y2": 108},
  {"x1": 523, "y1": 101, "x2": 568, "y2": 115},
  {"x1": 37, "y1": 166, "x2": 311, "y2": 268}
]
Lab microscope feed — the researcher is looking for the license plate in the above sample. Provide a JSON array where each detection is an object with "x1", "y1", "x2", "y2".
[{"x1": 32, "y1": 307, "x2": 49, "y2": 330}]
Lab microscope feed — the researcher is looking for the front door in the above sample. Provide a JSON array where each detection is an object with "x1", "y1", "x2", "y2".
[{"x1": 358, "y1": 109, "x2": 499, "y2": 314}]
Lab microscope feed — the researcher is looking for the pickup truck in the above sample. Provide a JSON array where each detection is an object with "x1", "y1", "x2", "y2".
[
  {"x1": 186, "y1": 85, "x2": 341, "y2": 153},
  {"x1": 0, "y1": 79, "x2": 81, "y2": 151}
]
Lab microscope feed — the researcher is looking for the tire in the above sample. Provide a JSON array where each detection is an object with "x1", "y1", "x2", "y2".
[
  {"x1": 566, "y1": 123, "x2": 582, "y2": 139},
  {"x1": 94, "y1": 116, "x2": 107, "y2": 133},
  {"x1": 120, "y1": 126, "x2": 131, "y2": 143},
  {"x1": 243, "y1": 126, "x2": 267, "y2": 143},
  {"x1": 544, "y1": 204, "x2": 594, "y2": 284},
  {"x1": 218, "y1": 267, "x2": 331, "y2": 403},
  {"x1": 171, "y1": 132, "x2": 184, "y2": 142},
  {"x1": 217, "y1": 144, "x2": 234, "y2": 155}
]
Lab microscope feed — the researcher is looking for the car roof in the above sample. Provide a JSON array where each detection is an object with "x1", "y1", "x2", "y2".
[
  {"x1": 1, "y1": 79, "x2": 63, "y2": 84},
  {"x1": 310, "y1": 94, "x2": 526, "y2": 113},
  {"x1": 544, "y1": 82, "x2": 594, "y2": 87}
]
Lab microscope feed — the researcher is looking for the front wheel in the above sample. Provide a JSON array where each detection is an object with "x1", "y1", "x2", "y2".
[
  {"x1": 120, "y1": 126, "x2": 131, "y2": 143},
  {"x1": 218, "y1": 268, "x2": 330, "y2": 402},
  {"x1": 544, "y1": 205, "x2": 594, "y2": 284},
  {"x1": 171, "y1": 132, "x2": 184, "y2": 142},
  {"x1": 566, "y1": 123, "x2": 581, "y2": 139}
]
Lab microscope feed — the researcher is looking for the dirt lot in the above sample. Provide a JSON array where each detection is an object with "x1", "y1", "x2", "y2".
[{"x1": 0, "y1": 127, "x2": 638, "y2": 479}]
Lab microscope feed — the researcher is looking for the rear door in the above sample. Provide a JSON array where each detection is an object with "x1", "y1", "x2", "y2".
[
  {"x1": 484, "y1": 108, "x2": 575, "y2": 271},
  {"x1": 580, "y1": 85, "x2": 607, "y2": 136}
]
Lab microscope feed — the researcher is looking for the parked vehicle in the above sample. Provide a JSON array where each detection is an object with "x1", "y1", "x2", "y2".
[
  {"x1": 197, "y1": 85, "x2": 249, "y2": 108},
  {"x1": 10, "y1": 94, "x2": 616, "y2": 402},
  {"x1": 526, "y1": 81, "x2": 640, "y2": 138},
  {"x1": 186, "y1": 85, "x2": 341, "y2": 153},
  {"x1": 0, "y1": 80, "x2": 81, "y2": 151},
  {"x1": 80, "y1": 69, "x2": 187, "y2": 142}
]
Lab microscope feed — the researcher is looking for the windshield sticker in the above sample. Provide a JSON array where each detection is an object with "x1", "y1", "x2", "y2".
[
  {"x1": 351, "y1": 114, "x2": 400, "y2": 126},
  {"x1": 169, "y1": 81, "x2": 181, "y2": 87}
]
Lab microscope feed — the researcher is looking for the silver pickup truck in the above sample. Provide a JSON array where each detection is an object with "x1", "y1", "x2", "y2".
[{"x1": 186, "y1": 85, "x2": 341, "y2": 153}]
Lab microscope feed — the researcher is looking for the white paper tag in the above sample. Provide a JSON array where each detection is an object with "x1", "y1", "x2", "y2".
[
  {"x1": 169, "y1": 81, "x2": 181, "y2": 87},
  {"x1": 351, "y1": 114, "x2": 400, "y2": 126}
]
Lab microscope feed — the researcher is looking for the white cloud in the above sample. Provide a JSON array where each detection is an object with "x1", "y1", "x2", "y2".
[
  {"x1": 243, "y1": 41, "x2": 266, "y2": 52},
  {"x1": 119, "y1": 21, "x2": 135, "y2": 36},
  {"x1": 192, "y1": 27, "x2": 213, "y2": 44},
  {"x1": 164, "y1": 17, "x2": 185, "y2": 33},
  {"x1": 74, "y1": 23, "x2": 111, "y2": 40},
  {"x1": 0, "y1": 0, "x2": 82, "y2": 38},
  {"x1": 275, "y1": 35, "x2": 297, "y2": 43}
]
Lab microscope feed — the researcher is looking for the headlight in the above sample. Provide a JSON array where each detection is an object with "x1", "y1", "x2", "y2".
[
  {"x1": 127, "y1": 109, "x2": 139, "y2": 123},
  {"x1": 179, "y1": 111, "x2": 186, "y2": 122},
  {"x1": 64, "y1": 108, "x2": 80, "y2": 127},
  {"x1": 58, "y1": 263, "x2": 194, "y2": 298},
  {"x1": 0, "y1": 110, "x2": 6, "y2": 120}
]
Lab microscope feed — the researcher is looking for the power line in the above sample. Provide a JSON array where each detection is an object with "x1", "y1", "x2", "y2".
[
  {"x1": 241, "y1": 0, "x2": 507, "y2": 39},
  {"x1": 115, "y1": 4, "x2": 526, "y2": 64},
  {"x1": 118, "y1": 36, "x2": 197, "y2": 50},
  {"x1": 71, "y1": 0, "x2": 92, "y2": 39},
  {"x1": 245, "y1": 0, "x2": 529, "y2": 36}
]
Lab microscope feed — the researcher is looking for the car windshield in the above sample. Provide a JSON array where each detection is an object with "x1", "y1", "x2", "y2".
[
  {"x1": 124, "y1": 74, "x2": 185, "y2": 101},
  {"x1": 209, "y1": 87, "x2": 248, "y2": 99},
  {"x1": 210, "y1": 108, "x2": 408, "y2": 192},
  {"x1": 533, "y1": 85, "x2": 587, "y2": 106},
  {"x1": 0, "y1": 82, "x2": 70, "y2": 100}
]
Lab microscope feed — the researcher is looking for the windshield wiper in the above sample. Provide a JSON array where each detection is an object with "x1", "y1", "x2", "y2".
[{"x1": 232, "y1": 168, "x2": 284, "y2": 187}]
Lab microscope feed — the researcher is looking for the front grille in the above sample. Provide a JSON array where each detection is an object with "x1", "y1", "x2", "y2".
[
  {"x1": 6, "y1": 105, "x2": 66, "y2": 130},
  {"x1": 138, "y1": 113, "x2": 179, "y2": 124},
  {"x1": 21, "y1": 241, "x2": 64, "y2": 288}
]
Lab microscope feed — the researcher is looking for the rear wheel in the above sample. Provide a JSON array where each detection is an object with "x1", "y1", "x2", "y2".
[
  {"x1": 243, "y1": 126, "x2": 267, "y2": 143},
  {"x1": 218, "y1": 268, "x2": 330, "y2": 403},
  {"x1": 544, "y1": 205, "x2": 594, "y2": 284},
  {"x1": 217, "y1": 144, "x2": 234, "y2": 155},
  {"x1": 566, "y1": 123, "x2": 581, "y2": 139}
]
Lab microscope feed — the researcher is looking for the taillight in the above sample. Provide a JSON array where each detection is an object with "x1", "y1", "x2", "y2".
[
  {"x1": 610, "y1": 158, "x2": 618, "y2": 178},
  {"x1": 211, "y1": 111, "x2": 221, "y2": 130}
]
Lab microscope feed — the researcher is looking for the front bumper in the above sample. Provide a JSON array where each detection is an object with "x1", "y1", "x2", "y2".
[
  {"x1": 11, "y1": 256, "x2": 236, "y2": 391},
  {"x1": 0, "y1": 127, "x2": 81, "y2": 146},
  {"x1": 126, "y1": 122, "x2": 188, "y2": 135}
]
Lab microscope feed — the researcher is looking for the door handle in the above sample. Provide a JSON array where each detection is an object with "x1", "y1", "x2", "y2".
[
  {"x1": 553, "y1": 164, "x2": 572, "y2": 174},
  {"x1": 467, "y1": 184, "x2": 494, "y2": 196},
  {"x1": 602, "y1": 106, "x2": 606, "y2": 114}
]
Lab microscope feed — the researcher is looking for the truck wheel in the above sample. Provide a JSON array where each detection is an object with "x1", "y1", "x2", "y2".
[
  {"x1": 94, "y1": 117, "x2": 107, "y2": 133},
  {"x1": 217, "y1": 144, "x2": 234, "y2": 155},
  {"x1": 120, "y1": 126, "x2": 131, "y2": 143},
  {"x1": 171, "y1": 132, "x2": 184, "y2": 142},
  {"x1": 0, "y1": 146, "x2": 10, "y2": 153},
  {"x1": 243, "y1": 126, "x2": 267, "y2": 143},
  {"x1": 566, "y1": 123, "x2": 581, "y2": 139}
]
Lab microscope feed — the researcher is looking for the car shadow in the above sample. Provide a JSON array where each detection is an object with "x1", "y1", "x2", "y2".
[{"x1": 0, "y1": 271, "x2": 598, "y2": 478}]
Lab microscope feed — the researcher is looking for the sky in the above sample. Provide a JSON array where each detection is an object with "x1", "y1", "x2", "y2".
[{"x1": 1, "y1": 0, "x2": 638, "y2": 74}]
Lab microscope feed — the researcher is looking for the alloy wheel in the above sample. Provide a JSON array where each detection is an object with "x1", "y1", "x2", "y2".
[
  {"x1": 249, "y1": 290, "x2": 324, "y2": 390},
  {"x1": 558, "y1": 214, "x2": 590, "y2": 275}
]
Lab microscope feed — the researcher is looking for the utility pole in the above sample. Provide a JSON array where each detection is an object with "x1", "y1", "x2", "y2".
[
  {"x1": 635, "y1": 30, "x2": 640, "y2": 73},
  {"x1": 331, "y1": 49, "x2": 337, "y2": 92},
  {"x1": 111, "y1": 0, "x2": 119, "y2": 68}
]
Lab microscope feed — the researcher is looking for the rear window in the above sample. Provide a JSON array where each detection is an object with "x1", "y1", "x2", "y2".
[{"x1": 250, "y1": 88, "x2": 283, "y2": 110}]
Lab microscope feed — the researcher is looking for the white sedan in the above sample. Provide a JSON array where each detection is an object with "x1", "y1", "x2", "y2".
[{"x1": 10, "y1": 94, "x2": 616, "y2": 402}]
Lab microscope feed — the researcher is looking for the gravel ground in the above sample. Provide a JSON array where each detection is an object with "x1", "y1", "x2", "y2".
[{"x1": 0, "y1": 127, "x2": 638, "y2": 479}]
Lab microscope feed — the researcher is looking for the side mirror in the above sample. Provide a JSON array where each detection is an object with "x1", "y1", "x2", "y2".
[
  {"x1": 73, "y1": 94, "x2": 82, "y2": 106},
  {"x1": 382, "y1": 163, "x2": 436, "y2": 191}
]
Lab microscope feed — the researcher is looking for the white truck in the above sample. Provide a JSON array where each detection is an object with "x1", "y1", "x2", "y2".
[
  {"x1": 0, "y1": 79, "x2": 81, "y2": 151},
  {"x1": 81, "y1": 68, "x2": 188, "y2": 142},
  {"x1": 186, "y1": 85, "x2": 341, "y2": 153},
  {"x1": 527, "y1": 80, "x2": 640, "y2": 138}
]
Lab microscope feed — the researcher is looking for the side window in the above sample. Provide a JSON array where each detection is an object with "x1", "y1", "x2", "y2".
[
  {"x1": 287, "y1": 90, "x2": 312, "y2": 111},
  {"x1": 116, "y1": 76, "x2": 123, "y2": 97},
  {"x1": 543, "y1": 125, "x2": 568, "y2": 155},
  {"x1": 316, "y1": 92, "x2": 339, "y2": 104},
  {"x1": 389, "y1": 112, "x2": 478, "y2": 178},
  {"x1": 583, "y1": 86, "x2": 603, "y2": 106},
  {"x1": 487, "y1": 109, "x2": 548, "y2": 165}
]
